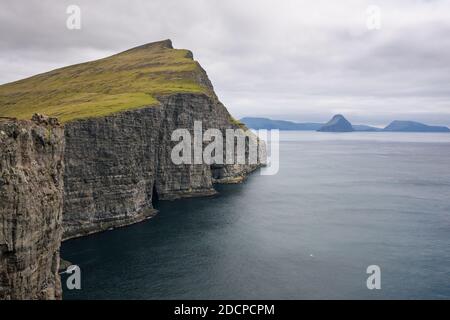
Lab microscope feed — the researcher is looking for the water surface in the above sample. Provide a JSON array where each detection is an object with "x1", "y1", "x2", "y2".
[{"x1": 62, "y1": 132, "x2": 450, "y2": 299}]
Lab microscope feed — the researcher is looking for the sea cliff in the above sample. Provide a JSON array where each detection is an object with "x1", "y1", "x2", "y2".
[
  {"x1": 0, "y1": 40, "x2": 262, "y2": 298},
  {"x1": 0, "y1": 116, "x2": 64, "y2": 299},
  {"x1": 63, "y1": 92, "x2": 258, "y2": 239}
]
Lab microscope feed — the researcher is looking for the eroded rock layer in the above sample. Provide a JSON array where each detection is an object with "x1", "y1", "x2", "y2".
[{"x1": 0, "y1": 117, "x2": 64, "y2": 300}]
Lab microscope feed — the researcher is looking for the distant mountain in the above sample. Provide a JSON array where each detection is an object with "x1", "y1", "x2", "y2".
[
  {"x1": 383, "y1": 121, "x2": 450, "y2": 132},
  {"x1": 240, "y1": 117, "x2": 322, "y2": 130},
  {"x1": 317, "y1": 114, "x2": 354, "y2": 132},
  {"x1": 241, "y1": 116, "x2": 449, "y2": 133}
]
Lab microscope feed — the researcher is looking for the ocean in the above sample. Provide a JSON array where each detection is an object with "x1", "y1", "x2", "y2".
[{"x1": 62, "y1": 132, "x2": 450, "y2": 299}]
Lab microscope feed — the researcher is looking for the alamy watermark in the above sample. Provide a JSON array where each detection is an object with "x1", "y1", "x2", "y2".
[
  {"x1": 170, "y1": 121, "x2": 279, "y2": 175},
  {"x1": 366, "y1": 5, "x2": 381, "y2": 30},
  {"x1": 366, "y1": 265, "x2": 381, "y2": 290},
  {"x1": 66, "y1": 5, "x2": 81, "y2": 30},
  {"x1": 61, "y1": 265, "x2": 81, "y2": 290}
]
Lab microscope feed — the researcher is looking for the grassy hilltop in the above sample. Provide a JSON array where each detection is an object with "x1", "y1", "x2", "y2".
[{"x1": 0, "y1": 40, "x2": 213, "y2": 123}]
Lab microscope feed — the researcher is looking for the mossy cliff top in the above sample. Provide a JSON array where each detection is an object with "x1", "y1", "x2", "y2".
[{"x1": 0, "y1": 40, "x2": 215, "y2": 123}]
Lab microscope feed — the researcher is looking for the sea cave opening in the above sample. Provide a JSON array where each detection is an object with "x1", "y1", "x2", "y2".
[
  {"x1": 151, "y1": 183, "x2": 159, "y2": 208},
  {"x1": 210, "y1": 164, "x2": 224, "y2": 180}
]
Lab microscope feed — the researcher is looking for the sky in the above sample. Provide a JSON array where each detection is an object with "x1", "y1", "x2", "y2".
[{"x1": 1, "y1": 0, "x2": 450, "y2": 126}]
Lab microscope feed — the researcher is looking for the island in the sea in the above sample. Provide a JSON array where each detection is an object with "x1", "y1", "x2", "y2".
[
  {"x1": 317, "y1": 114, "x2": 354, "y2": 132},
  {"x1": 383, "y1": 120, "x2": 450, "y2": 132},
  {"x1": 241, "y1": 116, "x2": 450, "y2": 132}
]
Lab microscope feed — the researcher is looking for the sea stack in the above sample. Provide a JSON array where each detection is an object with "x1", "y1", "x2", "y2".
[{"x1": 317, "y1": 114, "x2": 354, "y2": 132}]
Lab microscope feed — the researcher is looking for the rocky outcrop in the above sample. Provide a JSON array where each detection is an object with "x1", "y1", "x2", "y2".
[
  {"x1": 63, "y1": 93, "x2": 260, "y2": 239},
  {"x1": 0, "y1": 116, "x2": 64, "y2": 299}
]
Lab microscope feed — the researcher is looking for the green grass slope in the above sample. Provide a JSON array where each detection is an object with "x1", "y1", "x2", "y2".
[{"x1": 0, "y1": 40, "x2": 212, "y2": 123}]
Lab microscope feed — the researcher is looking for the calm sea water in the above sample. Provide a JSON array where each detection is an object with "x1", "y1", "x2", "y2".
[{"x1": 61, "y1": 132, "x2": 450, "y2": 299}]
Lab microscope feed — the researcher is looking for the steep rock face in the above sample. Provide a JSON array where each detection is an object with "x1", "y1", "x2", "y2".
[
  {"x1": 0, "y1": 117, "x2": 64, "y2": 299},
  {"x1": 63, "y1": 93, "x2": 260, "y2": 239}
]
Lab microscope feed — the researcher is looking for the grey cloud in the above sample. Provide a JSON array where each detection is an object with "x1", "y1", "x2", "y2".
[{"x1": 1, "y1": 0, "x2": 450, "y2": 126}]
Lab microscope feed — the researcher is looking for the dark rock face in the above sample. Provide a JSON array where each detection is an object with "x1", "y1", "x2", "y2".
[
  {"x1": 318, "y1": 114, "x2": 354, "y2": 132},
  {"x1": 63, "y1": 93, "x2": 260, "y2": 239},
  {"x1": 0, "y1": 117, "x2": 64, "y2": 299}
]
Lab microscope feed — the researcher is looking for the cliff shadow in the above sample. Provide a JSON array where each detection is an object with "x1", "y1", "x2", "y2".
[{"x1": 152, "y1": 183, "x2": 160, "y2": 209}]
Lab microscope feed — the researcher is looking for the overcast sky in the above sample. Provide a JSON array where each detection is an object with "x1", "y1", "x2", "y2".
[{"x1": 1, "y1": 0, "x2": 450, "y2": 126}]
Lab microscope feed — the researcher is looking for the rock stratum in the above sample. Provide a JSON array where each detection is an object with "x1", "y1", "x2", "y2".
[
  {"x1": 0, "y1": 40, "x2": 261, "y2": 297},
  {"x1": 0, "y1": 116, "x2": 64, "y2": 299}
]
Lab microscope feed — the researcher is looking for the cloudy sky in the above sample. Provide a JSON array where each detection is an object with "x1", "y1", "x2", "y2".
[{"x1": 1, "y1": 0, "x2": 450, "y2": 126}]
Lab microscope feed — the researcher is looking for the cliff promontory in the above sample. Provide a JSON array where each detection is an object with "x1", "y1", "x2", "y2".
[{"x1": 0, "y1": 40, "x2": 261, "y2": 240}]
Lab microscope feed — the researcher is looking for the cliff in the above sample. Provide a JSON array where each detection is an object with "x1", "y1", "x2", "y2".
[
  {"x1": 0, "y1": 39, "x2": 261, "y2": 240},
  {"x1": 63, "y1": 93, "x2": 259, "y2": 239},
  {"x1": 57, "y1": 41, "x2": 260, "y2": 239},
  {"x1": 0, "y1": 40, "x2": 213, "y2": 123},
  {"x1": 0, "y1": 40, "x2": 261, "y2": 298},
  {"x1": 0, "y1": 116, "x2": 64, "y2": 299}
]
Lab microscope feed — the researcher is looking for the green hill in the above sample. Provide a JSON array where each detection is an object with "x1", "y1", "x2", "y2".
[{"x1": 0, "y1": 40, "x2": 213, "y2": 123}]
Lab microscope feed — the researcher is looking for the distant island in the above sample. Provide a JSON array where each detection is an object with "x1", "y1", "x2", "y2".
[
  {"x1": 241, "y1": 116, "x2": 450, "y2": 133},
  {"x1": 317, "y1": 114, "x2": 354, "y2": 132},
  {"x1": 239, "y1": 117, "x2": 322, "y2": 131},
  {"x1": 383, "y1": 120, "x2": 450, "y2": 133}
]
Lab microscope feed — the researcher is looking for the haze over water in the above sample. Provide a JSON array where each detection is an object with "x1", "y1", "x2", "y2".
[{"x1": 62, "y1": 132, "x2": 450, "y2": 299}]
